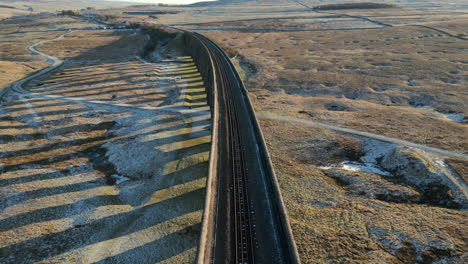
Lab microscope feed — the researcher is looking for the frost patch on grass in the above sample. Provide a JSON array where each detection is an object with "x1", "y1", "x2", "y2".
[
  {"x1": 423, "y1": 106, "x2": 466, "y2": 124},
  {"x1": 446, "y1": 113, "x2": 466, "y2": 123},
  {"x1": 361, "y1": 139, "x2": 395, "y2": 162},
  {"x1": 381, "y1": 147, "x2": 467, "y2": 208},
  {"x1": 320, "y1": 161, "x2": 391, "y2": 176},
  {"x1": 320, "y1": 138, "x2": 467, "y2": 208},
  {"x1": 320, "y1": 139, "x2": 395, "y2": 176},
  {"x1": 112, "y1": 174, "x2": 130, "y2": 184},
  {"x1": 325, "y1": 170, "x2": 421, "y2": 203},
  {"x1": 104, "y1": 139, "x2": 169, "y2": 180}
]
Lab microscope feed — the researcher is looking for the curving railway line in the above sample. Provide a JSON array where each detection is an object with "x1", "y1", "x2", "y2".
[
  {"x1": 197, "y1": 32, "x2": 257, "y2": 264},
  {"x1": 1, "y1": 22, "x2": 299, "y2": 263},
  {"x1": 175, "y1": 29, "x2": 301, "y2": 264}
]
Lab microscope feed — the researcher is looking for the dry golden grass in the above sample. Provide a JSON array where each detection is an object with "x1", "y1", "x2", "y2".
[
  {"x1": 2, "y1": 2, "x2": 467, "y2": 263},
  {"x1": 446, "y1": 158, "x2": 468, "y2": 183},
  {"x1": 0, "y1": 60, "x2": 48, "y2": 87},
  {"x1": 0, "y1": 0, "x2": 136, "y2": 19},
  {"x1": 196, "y1": 10, "x2": 468, "y2": 263},
  {"x1": 37, "y1": 30, "x2": 146, "y2": 63},
  {"x1": 0, "y1": 7, "x2": 30, "y2": 19},
  {"x1": 0, "y1": 14, "x2": 95, "y2": 91},
  {"x1": 424, "y1": 19, "x2": 468, "y2": 37},
  {"x1": 205, "y1": 21, "x2": 468, "y2": 152},
  {"x1": 259, "y1": 118, "x2": 468, "y2": 264}
]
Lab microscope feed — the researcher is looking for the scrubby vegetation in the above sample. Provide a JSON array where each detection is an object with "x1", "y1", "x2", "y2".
[
  {"x1": 59, "y1": 10, "x2": 80, "y2": 16},
  {"x1": 123, "y1": 11, "x2": 178, "y2": 15},
  {"x1": 313, "y1": 2, "x2": 396, "y2": 10},
  {"x1": 211, "y1": 39, "x2": 238, "y2": 58},
  {"x1": 238, "y1": 55, "x2": 258, "y2": 74},
  {"x1": 97, "y1": 14, "x2": 118, "y2": 22}
]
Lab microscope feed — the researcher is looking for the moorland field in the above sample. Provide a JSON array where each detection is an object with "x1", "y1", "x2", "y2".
[{"x1": 1, "y1": 0, "x2": 467, "y2": 263}]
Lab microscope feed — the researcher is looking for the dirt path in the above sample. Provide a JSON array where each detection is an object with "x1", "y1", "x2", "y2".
[
  {"x1": 4, "y1": 27, "x2": 207, "y2": 120},
  {"x1": 257, "y1": 112, "x2": 468, "y2": 160},
  {"x1": 9, "y1": 31, "x2": 73, "y2": 95},
  {"x1": 4, "y1": 29, "x2": 197, "y2": 115},
  {"x1": 0, "y1": 31, "x2": 71, "y2": 99},
  {"x1": 2, "y1": 28, "x2": 136, "y2": 100}
]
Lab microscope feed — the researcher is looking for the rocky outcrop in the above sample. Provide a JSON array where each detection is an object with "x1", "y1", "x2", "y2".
[
  {"x1": 380, "y1": 147, "x2": 466, "y2": 208},
  {"x1": 325, "y1": 170, "x2": 421, "y2": 204}
]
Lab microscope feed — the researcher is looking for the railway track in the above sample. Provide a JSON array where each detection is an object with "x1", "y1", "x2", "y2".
[
  {"x1": 177, "y1": 29, "x2": 301, "y2": 263},
  {"x1": 206, "y1": 34, "x2": 256, "y2": 264}
]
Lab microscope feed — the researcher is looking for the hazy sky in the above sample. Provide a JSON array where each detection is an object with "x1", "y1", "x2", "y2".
[{"x1": 110, "y1": 0, "x2": 215, "y2": 5}]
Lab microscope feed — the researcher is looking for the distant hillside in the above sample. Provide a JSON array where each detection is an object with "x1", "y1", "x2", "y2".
[
  {"x1": 0, "y1": 0, "x2": 142, "y2": 13},
  {"x1": 313, "y1": 2, "x2": 396, "y2": 10},
  {"x1": 187, "y1": 0, "x2": 248, "y2": 7},
  {"x1": 0, "y1": 0, "x2": 145, "y2": 19}
]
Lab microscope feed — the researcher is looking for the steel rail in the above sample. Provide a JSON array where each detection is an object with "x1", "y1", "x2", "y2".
[{"x1": 197, "y1": 32, "x2": 256, "y2": 263}]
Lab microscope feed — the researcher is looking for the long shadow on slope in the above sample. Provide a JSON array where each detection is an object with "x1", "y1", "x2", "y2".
[
  {"x1": 96, "y1": 223, "x2": 201, "y2": 264},
  {"x1": 0, "y1": 121, "x2": 115, "y2": 143},
  {"x1": 0, "y1": 31, "x2": 210, "y2": 264},
  {"x1": 0, "y1": 169, "x2": 73, "y2": 187},
  {"x1": 0, "y1": 109, "x2": 210, "y2": 263},
  {"x1": 0, "y1": 161, "x2": 208, "y2": 232},
  {"x1": 37, "y1": 73, "x2": 204, "y2": 104},
  {"x1": 0, "y1": 110, "x2": 210, "y2": 174},
  {"x1": 0, "y1": 189, "x2": 205, "y2": 263}
]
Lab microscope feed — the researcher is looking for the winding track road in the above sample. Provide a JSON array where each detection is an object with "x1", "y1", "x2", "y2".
[
  {"x1": 7, "y1": 29, "x2": 135, "y2": 96},
  {"x1": 10, "y1": 31, "x2": 72, "y2": 95},
  {"x1": 257, "y1": 113, "x2": 468, "y2": 160},
  {"x1": 4, "y1": 29, "x2": 200, "y2": 115},
  {"x1": 0, "y1": 31, "x2": 71, "y2": 99}
]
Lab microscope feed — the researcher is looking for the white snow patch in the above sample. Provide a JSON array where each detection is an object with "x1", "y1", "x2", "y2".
[
  {"x1": 360, "y1": 139, "x2": 395, "y2": 163},
  {"x1": 112, "y1": 174, "x2": 130, "y2": 184},
  {"x1": 446, "y1": 113, "x2": 465, "y2": 123},
  {"x1": 320, "y1": 139, "x2": 395, "y2": 176},
  {"x1": 421, "y1": 106, "x2": 466, "y2": 124},
  {"x1": 320, "y1": 161, "x2": 392, "y2": 176}
]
